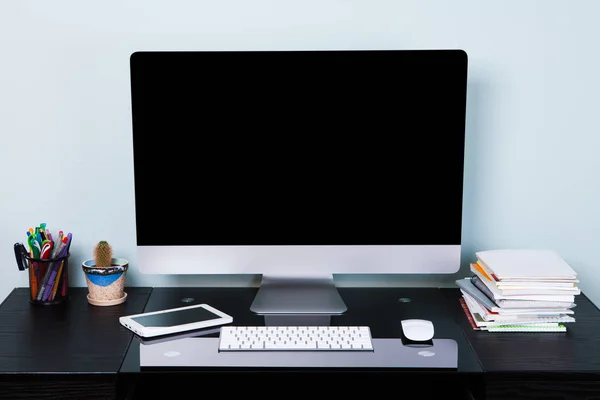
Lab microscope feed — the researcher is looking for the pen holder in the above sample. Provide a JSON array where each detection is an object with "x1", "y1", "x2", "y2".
[{"x1": 21, "y1": 252, "x2": 70, "y2": 306}]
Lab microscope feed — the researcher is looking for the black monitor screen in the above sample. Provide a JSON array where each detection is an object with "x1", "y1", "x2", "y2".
[{"x1": 130, "y1": 50, "x2": 468, "y2": 246}]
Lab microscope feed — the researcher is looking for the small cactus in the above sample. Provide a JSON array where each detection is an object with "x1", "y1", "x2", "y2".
[{"x1": 93, "y1": 241, "x2": 113, "y2": 268}]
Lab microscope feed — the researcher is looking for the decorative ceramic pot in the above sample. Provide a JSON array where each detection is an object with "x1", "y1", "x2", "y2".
[{"x1": 82, "y1": 257, "x2": 128, "y2": 306}]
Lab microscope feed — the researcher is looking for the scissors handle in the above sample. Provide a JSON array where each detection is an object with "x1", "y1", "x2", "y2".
[
  {"x1": 14, "y1": 243, "x2": 27, "y2": 271},
  {"x1": 28, "y1": 235, "x2": 41, "y2": 258},
  {"x1": 40, "y1": 241, "x2": 53, "y2": 259}
]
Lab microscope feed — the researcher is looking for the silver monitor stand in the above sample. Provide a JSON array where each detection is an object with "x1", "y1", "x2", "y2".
[{"x1": 250, "y1": 274, "x2": 347, "y2": 326}]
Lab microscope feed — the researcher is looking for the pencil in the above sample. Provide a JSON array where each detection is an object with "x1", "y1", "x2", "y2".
[{"x1": 50, "y1": 261, "x2": 64, "y2": 301}]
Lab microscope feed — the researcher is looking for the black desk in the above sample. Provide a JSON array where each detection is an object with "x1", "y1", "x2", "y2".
[
  {"x1": 442, "y1": 288, "x2": 600, "y2": 399},
  {"x1": 0, "y1": 287, "x2": 151, "y2": 400},
  {"x1": 3, "y1": 286, "x2": 600, "y2": 400}
]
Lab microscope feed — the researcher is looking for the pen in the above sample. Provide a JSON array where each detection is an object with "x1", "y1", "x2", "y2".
[
  {"x1": 51, "y1": 237, "x2": 61, "y2": 258},
  {"x1": 60, "y1": 233, "x2": 71, "y2": 298},
  {"x1": 53, "y1": 236, "x2": 66, "y2": 258},
  {"x1": 42, "y1": 267, "x2": 60, "y2": 301},
  {"x1": 64, "y1": 233, "x2": 72, "y2": 254},
  {"x1": 54, "y1": 231, "x2": 64, "y2": 255}
]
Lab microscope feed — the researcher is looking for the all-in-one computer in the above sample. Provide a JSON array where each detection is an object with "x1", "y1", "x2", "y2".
[{"x1": 129, "y1": 49, "x2": 468, "y2": 317}]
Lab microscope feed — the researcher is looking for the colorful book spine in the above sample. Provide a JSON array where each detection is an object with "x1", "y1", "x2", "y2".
[{"x1": 459, "y1": 297, "x2": 480, "y2": 330}]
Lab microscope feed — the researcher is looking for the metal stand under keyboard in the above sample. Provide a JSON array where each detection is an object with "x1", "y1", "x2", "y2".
[{"x1": 219, "y1": 326, "x2": 374, "y2": 351}]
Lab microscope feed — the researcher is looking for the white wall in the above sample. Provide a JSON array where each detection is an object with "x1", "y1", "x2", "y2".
[{"x1": 1, "y1": 1, "x2": 599, "y2": 303}]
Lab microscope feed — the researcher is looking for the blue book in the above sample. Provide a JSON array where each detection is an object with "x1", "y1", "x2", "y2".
[
  {"x1": 470, "y1": 275, "x2": 497, "y2": 303},
  {"x1": 455, "y1": 277, "x2": 499, "y2": 311}
]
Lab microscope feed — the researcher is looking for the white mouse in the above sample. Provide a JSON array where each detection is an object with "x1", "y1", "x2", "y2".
[{"x1": 401, "y1": 319, "x2": 434, "y2": 341}]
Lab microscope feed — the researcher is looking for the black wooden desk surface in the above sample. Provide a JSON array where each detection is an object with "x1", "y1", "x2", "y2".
[
  {"x1": 4, "y1": 286, "x2": 600, "y2": 400},
  {"x1": 442, "y1": 288, "x2": 600, "y2": 399},
  {"x1": 0, "y1": 287, "x2": 151, "y2": 400}
]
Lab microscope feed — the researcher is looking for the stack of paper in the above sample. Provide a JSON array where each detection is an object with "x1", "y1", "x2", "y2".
[{"x1": 456, "y1": 249, "x2": 579, "y2": 332}]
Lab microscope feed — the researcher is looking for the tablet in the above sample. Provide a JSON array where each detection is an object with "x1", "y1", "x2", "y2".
[{"x1": 119, "y1": 303, "x2": 233, "y2": 338}]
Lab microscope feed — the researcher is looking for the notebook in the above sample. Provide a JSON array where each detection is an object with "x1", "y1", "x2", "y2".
[{"x1": 475, "y1": 249, "x2": 577, "y2": 280}]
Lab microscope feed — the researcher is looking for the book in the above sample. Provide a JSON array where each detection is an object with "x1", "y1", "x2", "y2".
[
  {"x1": 470, "y1": 275, "x2": 576, "y2": 309},
  {"x1": 497, "y1": 280, "x2": 579, "y2": 288},
  {"x1": 470, "y1": 263, "x2": 580, "y2": 294},
  {"x1": 462, "y1": 292, "x2": 575, "y2": 322},
  {"x1": 470, "y1": 274, "x2": 497, "y2": 300},
  {"x1": 475, "y1": 249, "x2": 578, "y2": 281},
  {"x1": 472, "y1": 259, "x2": 580, "y2": 295},
  {"x1": 470, "y1": 264, "x2": 576, "y2": 302},
  {"x1": 459, "y1": 297, "x2": 574, "y2": 329},
  {"x1": 458, "y1": 298, "x2": 568, "y2": 332},
  {"x1": 494, "y1": 286, "x2": 580, "y2": 296},
  {"x1": 456, "y1": 277, "x2": 499, "y2": 310},
  {"x1": 460, "y1": 290, "x2": 574, "y2": 316}
]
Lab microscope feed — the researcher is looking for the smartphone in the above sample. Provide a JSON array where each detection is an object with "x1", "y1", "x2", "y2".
[{"x1": 119, "y1": 303, "x2": 233, "y2": 338}]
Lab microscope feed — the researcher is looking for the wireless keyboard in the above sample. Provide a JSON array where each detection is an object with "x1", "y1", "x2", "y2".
[{"x1": 218, "y1": 325, "x2": 374, "y2": 351}]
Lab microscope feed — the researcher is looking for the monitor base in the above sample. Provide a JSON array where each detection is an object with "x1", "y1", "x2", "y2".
[
  {"x1": 263, "y1": 314, "x2": 331, "y2": 326},
  {"x1": 250, "y1": 274, "x2": 347, "y2": 316}
]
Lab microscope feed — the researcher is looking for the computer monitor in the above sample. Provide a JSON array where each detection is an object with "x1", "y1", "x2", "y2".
[{"x1": 129, "y1": 49, "x2": 468, "y2": 317}]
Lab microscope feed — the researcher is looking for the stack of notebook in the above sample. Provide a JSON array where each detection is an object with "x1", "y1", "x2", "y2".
[{"x1": 456, "y1": 249, "x2": 579, "y2": 332}]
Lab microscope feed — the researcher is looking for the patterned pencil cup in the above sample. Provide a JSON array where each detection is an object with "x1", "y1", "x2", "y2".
[
  {"x1": 22, "y1": 252, "x2": 70, "y2": 306},
  {"x1": 82, "y1": 258, "x2": 128, "y2": 306}
]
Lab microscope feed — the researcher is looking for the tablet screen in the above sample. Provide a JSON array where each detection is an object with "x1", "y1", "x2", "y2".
[{"x1": 131, "y1": 307, "x2": 221, "y2": 327}]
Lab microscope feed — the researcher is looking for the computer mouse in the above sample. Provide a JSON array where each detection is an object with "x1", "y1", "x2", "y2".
[{"x1": 401, "y1": 319, "x2": 434, "y2": 341}]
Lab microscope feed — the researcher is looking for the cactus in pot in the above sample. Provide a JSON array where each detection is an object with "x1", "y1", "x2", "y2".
[{"x1": 82, "y1": 240, "x2": 129, "y2": 306}]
